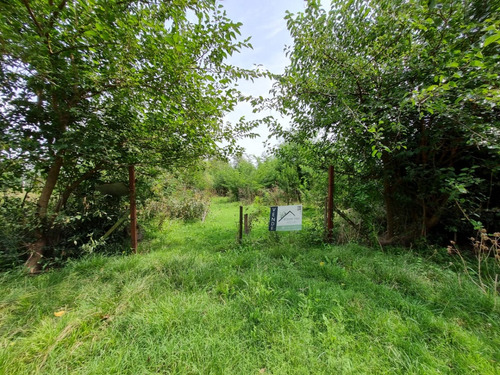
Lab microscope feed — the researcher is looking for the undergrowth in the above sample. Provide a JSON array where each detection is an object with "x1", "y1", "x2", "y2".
[{"x1": 0, "y1": 197, "x2": 498, "y2": 374}]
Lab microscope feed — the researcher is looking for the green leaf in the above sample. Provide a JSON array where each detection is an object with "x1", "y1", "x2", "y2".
[
  {"x1": 483, "y1": 33, "x2": 500, "y2": 47},
  {"x1": 83, "y1": 30, "x2": 97, "y2": 38},
  {"x1": 470, "y1": 220, "x2": 483, "y2": 230},
  {"x1": 470, "y1": 60, "x2": 485, "y2": 68}
]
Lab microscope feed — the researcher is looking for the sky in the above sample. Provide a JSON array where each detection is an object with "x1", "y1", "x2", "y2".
[{"x1": 220, "y1": 0, "x2": 310, "y2": 158}]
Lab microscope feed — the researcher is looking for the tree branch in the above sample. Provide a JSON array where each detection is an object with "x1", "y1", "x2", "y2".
[
  {"x1": 20, "y1": 0, "x2": 45, "y2": 37},
  {"x1": 53, "y1": 163, "x2": 104, "y2": 214},
  {"x1": 48, "y1": 0, "x2": 68, "y2": 30}
]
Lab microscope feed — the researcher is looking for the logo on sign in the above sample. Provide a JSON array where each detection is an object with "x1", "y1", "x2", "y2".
[{"x1": 269, "y1": 205, "x2": 302, "y2": 231}]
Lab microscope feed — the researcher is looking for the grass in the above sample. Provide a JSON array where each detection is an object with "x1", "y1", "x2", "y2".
[{"x1": 0, "y1": 197, "x2": 499, "y2": 374}]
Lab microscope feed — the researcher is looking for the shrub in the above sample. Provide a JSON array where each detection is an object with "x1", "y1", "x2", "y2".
[
  {"x1": 0, "y1": 195, "x2": 37, "y2": 270},
  {"x1": 167, "y1": 191, "x2": 211, "y2": 221},
  {"x1": 144, "y1": 189, "x2": 211, "y2": 224}
]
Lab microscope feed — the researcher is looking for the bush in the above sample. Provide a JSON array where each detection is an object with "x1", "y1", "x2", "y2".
[
  {"x1": 0, "y1": 195, "x2": 37, "y2": 270},
  {"x1": 167, "y1": 191, "x2": 211, "y2": 221},
  {"x1": 144, "y1": 189, "x2": 211, "y2": 224},
  {"x1": 260, "y1": 187, "x2": 288, "y2": 206}
]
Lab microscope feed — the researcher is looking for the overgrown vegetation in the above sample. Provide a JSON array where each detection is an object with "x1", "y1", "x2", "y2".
[
  {"x1": 1, "y1": 0, "x2": 498, "y2": 270},
  {"x1": 270, "y1": 0, "x2": 500, "y2": 245},
  {"x1": 448, "y1": 229, "x2": 500, "y2": 295},
  {"x1": 1, "y1": 1, "x2": 499, "y2": 370},
  {"x1": 0, "y1": 199, "x2": 498, "y2": 374},
  {"x1": 0, "y1": 0, "x2": 259, "y2": 272}
]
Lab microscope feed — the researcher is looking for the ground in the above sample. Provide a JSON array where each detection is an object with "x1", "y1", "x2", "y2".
[{"x1": 0, "y1": 198, "x2": 498, "y2": 374}]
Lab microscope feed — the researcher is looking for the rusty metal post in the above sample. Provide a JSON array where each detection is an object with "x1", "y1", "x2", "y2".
[
  {"x1": 129, "y1": 165, "x2": 137, "y2": 253},
  {"x1": 326, "y1": 165, "x2": 334, "y2": 242}
]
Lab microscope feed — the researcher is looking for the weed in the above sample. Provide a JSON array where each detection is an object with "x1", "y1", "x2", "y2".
[{"x1": 447, "y1": 229, "x2": 500, "y2": 296}]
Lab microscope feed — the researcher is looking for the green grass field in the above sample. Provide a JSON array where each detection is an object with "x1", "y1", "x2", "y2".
[{"x1": 1, "y1": 198, "x2": 499, "y2": 374}]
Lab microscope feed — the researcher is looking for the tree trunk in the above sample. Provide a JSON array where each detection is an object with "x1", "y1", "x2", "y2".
[
  {"x1": 380, "y1": 147, "x2": 397, "y2": 235},
  {"x1": 383, "y1": 178, "x2": 396, "y2": 240},
  {"x1": 25, "y1": 154, "x2": 64, "y2": 273}
]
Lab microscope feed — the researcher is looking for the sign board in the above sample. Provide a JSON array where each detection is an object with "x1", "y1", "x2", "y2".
[{"x1": 269, "y1": 205, "x2": 302, "y2": 231}]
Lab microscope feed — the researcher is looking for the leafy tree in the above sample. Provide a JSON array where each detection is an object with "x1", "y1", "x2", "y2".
[
  {"x1": 0, "y1": 0, "x2": 255, "y2": 271},
  {"x1": 209, "y1": 157, "x2": 261, "y2": 201},
  {"x1": 272, "y1": 0, "x2": 500, "y2": 244},
  {"x1": 254, "y1": 156, "x2": 279, "y2": 189},
  {"x1": 272, "y1": 143, "x2": 310, "y2": 204}
]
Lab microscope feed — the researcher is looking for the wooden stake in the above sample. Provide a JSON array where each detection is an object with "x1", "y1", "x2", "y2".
[
  {"x1": 238, "y1": 206, "x2": 243, "y2": 243},
  {"x1": 326, "y1": 165, "x2": 334, "y2": 243},
  {"x1": 129, "y1": 165, "x2": 137, "y2": 253}
]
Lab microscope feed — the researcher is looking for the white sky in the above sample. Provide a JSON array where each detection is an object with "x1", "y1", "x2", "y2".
[{"x1": 220, "y1": 0, "x2": 310, "y2": 157}]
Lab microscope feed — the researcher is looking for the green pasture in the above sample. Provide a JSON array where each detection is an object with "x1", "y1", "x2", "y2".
[{"x1": 0, "y1": 198, "x2": 498, "y2": 374}]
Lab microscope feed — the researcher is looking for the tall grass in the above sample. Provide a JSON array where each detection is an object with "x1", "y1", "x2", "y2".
[{"x1": 0, "y1": 198, "x2": 498, "y2": 374}]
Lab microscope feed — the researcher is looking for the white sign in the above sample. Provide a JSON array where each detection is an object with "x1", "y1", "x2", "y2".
[{"x1": 269, "y1": 205, "x2": 302, "y2": 231}]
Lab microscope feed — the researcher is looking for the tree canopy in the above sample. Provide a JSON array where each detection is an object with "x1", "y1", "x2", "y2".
[
  {"x1": 0, "y1": 0, "x2": 256, "y2": 270},
  {"x1": 272, "y1": 0, "x2": 500, "y2": 243}
]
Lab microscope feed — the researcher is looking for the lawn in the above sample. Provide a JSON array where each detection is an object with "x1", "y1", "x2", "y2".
[{"x1": 0, "y1": 198, "x2": 498, "y2": 374}]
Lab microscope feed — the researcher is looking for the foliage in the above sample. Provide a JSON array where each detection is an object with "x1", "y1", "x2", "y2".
[
  {"x1": 272, "y1": 0, "x2": 500, "y2": 244},
  {"x1": 145, "y1": 188, "x2": 210, "y2": 224},
  {"x1": 165, "y1": 191, "x2": 210, "y2": 222},
  {"x1": 50, "y1": 171, "x2": 132, "y2": 257},
  {"x1": 272, "y1": 143, "x2": 307, "y2": 204},
  {"x1": 0, "y1": 198, "x2": 498, "y2": 374},
  {"x1": 208, "y1": 144, "x2": 325, "y2": 205},
  {"x1": 0, "y1": 194, "x2": 37, "y2": 270},
  {"x1": 0, "y1": 166, "x2": 147, "y2": 268},
  {"x1": 0, "y1": 0, "x2": 257, "y2": 269},
  {"x1": 141, "y1": 167, "x2": 212, "y2": 225},
  {"x1": 209, "y1": 157, "x2": 262, "y2": 202}
]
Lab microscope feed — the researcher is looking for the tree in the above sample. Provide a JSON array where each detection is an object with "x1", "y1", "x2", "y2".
[
  {"x1": 272, "y1": 0, "x2": 500, "y2": 244},
  {"x1": 209, "y1": 157, "x2": 261, "y2": 201},
  {"x1": 0, "y1": 0, "x2": 255, "y2": 271}
]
